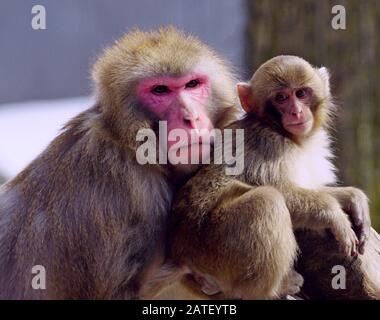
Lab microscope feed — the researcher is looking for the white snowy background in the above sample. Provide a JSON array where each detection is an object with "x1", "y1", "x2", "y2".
[{"x1": 0, "y1": 97, "x2": 92, "y2": 179}]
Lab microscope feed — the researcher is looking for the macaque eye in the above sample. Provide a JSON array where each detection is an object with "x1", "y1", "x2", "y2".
[
  {"x1": 185, "y1": 79, "x2": 200, "y2": 88},
  {"x1": 296, "y1": 88, "x2": 307, "y2": 98},
  {"x1": 274, "y1": 93, "x2": 288, "y2": 103},
  {"x1": 152, "y1": 85, "x2": 170, "y2": 94}
]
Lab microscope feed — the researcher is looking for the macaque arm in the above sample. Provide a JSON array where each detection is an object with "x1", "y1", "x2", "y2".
[
  {"x1": 281, "y1": 185, "x2": 343, "y2": 228},
  {"x1": 280, "y1": 185, "x2": 358, "y2": 256},
  {"x1": 320, "y1": 186, "x2": 371, "y2": 253}
]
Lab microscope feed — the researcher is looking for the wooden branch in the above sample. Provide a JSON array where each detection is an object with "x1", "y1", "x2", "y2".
[{"x1": 296, "y1": 228, "x2": 380, "y2": 299}]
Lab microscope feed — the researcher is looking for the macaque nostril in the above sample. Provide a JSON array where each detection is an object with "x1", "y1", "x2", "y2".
[
  {"x1": 184, "y1": 118, "x2": 195, "y2": 128},
  {"x1": 291, "y1": 109, "x2": 303, "y2": 116}
]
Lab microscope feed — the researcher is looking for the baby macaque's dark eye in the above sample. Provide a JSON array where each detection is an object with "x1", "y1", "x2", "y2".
[
  {"x1": 296, "y1": 88, "x2": 307, "y2": 98},
  {"x1": 152, "y1": 85, "x2": 170, "y2": 94},
  {"x1": 185, "y1": 79, "x2": 200, "y2": 88},
  {"x1": 275, "y1": 93, "x2": 288, "y2": 103}
]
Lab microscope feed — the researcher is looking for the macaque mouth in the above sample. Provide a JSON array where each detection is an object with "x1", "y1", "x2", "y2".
[{"x1": 287, "y1": 119, "x2": 311, "y2": 127}]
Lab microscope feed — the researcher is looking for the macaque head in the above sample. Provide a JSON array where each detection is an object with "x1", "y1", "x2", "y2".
[
  {"x1": 237, "y1": 55, "x2": 332, "y2": 139},
  {"x1": 92, "y1": 27, "x2": 238, "y2": 175}
]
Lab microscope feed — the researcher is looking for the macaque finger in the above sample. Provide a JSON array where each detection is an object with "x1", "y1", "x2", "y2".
[
  {"x1": 357, "y1": 226, "x2": 368, "y2": 255},
  {"x1": 354, "y1": 222, "x2": 364, "y2": 239},
  {"x1": 358, "y1": 242, "x2": 365, "y2": 255},
  {"x1": 352, "y1": 215, "x2": 363, "y2": 228}
]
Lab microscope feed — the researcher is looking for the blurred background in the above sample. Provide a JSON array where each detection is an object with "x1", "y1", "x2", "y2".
[{"x1": 0, "y1": 0, "x2": 379, "y2": 230}]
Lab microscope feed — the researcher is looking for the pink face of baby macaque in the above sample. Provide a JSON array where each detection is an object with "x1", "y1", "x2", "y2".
[
  {"x1": 269, "y1": 87, "x2": 314, "y2": 136},
  {"x1": 237, "y1": 83, "x2": 315, "y2": 137}
]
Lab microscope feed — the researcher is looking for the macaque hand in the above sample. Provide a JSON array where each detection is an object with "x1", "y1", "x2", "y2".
[
  {"x1": 340, "y1": 187, "x2": 371, "y2": 255},
  {"x1": 330, "y1": 210, "x2": 359, "y2": 258}
]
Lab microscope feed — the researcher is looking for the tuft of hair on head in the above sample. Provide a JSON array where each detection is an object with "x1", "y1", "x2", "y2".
[{"x1": 91, "y1": 27, "x2": 232, "y2": 101}]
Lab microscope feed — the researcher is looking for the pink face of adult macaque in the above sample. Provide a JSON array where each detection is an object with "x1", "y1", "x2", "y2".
[
  {"x1": 93, "y1": 28, "x2": 237, "y2": 176},
  {"x1": 137, "y1": 72, "x2": 214, "y2": 166},
  {"x1": 270, "y1": 87, "x2": 314, "y2": 136}
]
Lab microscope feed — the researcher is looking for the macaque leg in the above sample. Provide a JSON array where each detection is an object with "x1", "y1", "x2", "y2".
[
  {"x1": 149, "y1": 185, "x2": 299, "y2": 300},
  {"x1": 201, "y1": 185, "x2": 299, "y2": 299}
]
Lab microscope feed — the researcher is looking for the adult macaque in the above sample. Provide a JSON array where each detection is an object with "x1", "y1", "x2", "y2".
[
  {"x1": 0, "y1": 28, "x2": 239, "y2": 299},
  {"x1": 144, "y1": 55, "x2": 372, "y2": 299}
]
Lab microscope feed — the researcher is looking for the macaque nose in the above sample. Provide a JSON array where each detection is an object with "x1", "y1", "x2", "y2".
[
  {"x1": 291, "y1": 109, "x2": 303, "y2": 116},
  {"x1": 289, "y1": 103, "x2": 303, "y2": 117},
  {"x1": 183, "y1": 117, "x2": 199, "y2": 129},
  {"x1": 183, "y1": 109, "x2": 200, "y2": 129}
]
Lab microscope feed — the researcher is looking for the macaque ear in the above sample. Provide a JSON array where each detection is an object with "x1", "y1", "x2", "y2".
[
  {"x1": 237, "y1": 82, "x2": 253, "y2": 113},
  {"x1": 317, "y1": 67, "x2": 331, "y2": 93}
]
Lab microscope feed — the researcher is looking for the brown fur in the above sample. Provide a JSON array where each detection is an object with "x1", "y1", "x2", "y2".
[{"x1": 0, "y1": 27, "x2": 239, "y2": 299}]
